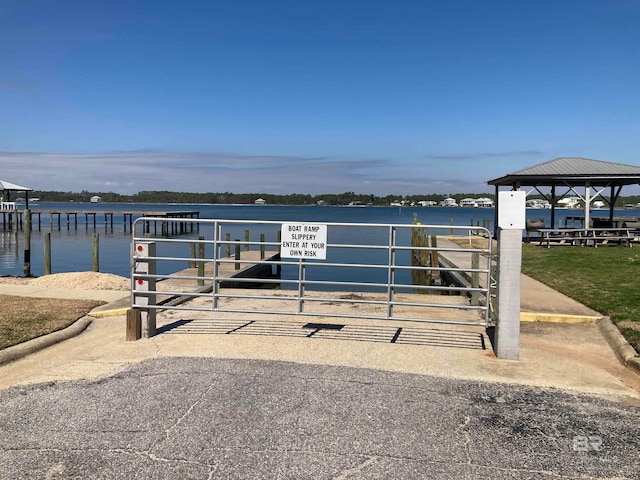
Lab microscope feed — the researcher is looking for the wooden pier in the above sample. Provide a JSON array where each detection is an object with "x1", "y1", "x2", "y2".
[{"x1": 0, "y1": 208, "x2": 200, "y2": 234}]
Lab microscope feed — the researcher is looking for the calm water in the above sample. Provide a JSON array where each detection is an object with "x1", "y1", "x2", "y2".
[{"x1": 0, "y1": 203, "x2": 634, "y2": 278}]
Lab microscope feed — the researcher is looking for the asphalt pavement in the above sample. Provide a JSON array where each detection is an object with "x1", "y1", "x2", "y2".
[{"x1": 1, "y1": 357, "x2": 639, "y2": 479}]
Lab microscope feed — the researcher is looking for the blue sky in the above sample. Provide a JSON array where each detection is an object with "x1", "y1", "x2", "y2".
[{"x1": 1, "y1": 0, "x2": 639, "y2": 195}]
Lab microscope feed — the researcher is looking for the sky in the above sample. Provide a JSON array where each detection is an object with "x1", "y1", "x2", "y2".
[{"x1": 1, "y1": 0, "x2": 639, "y2": 196}]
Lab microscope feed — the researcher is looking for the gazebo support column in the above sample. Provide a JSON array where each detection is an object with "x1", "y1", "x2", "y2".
[
  {"x1": 584, "y1": 182, "x2": 591, "y2": 227},
  {"x1": 550, "y1": 186, "x2": 556, "y2": 229}
]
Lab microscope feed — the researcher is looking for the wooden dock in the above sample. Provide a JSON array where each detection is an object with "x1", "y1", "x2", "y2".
[
  {"x1": 0, "y1": 208, "x2": 200, "y2": 234},
  {"x1": 138, "y1": 251, "x2": 281, "y2": 309}
]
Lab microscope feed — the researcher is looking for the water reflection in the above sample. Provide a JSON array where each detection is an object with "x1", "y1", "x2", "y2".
[{"x1": 0, "y1": 230, "x2": 20, "y2": 270}]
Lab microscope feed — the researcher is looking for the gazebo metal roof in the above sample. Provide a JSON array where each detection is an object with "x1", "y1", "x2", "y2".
[
  {"x1": 1, "y1": 179, "x2": 34, "y2": 208},
  {"x1": 487, "y1": 157, "x2": 640, "y2": 234},
  {"x1": 0, "y1": 180, "x2": 33, "y2": 192},
  {"x1": 488, "y1": 157, "x2": 640, "y2": 187}
]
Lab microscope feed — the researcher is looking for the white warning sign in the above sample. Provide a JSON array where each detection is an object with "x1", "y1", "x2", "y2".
[{"x1": 280, "y1": 223, "x2": 327, "y2": 259}]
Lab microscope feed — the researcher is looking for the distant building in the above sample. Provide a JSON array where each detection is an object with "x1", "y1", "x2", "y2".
[
  {"x1": 254, "y1": 198, "x2": 266, "y2": 205},
  {"x1": 459, "y1": 198, "x2": 478, "y2": 208},
  {"x1": 90, "y1": 196, "x2": 102, "y2": 203},
  {"x1": 440, "y1": 197, "x2": 458, "y2": 207},
  {"x1": 475, "y1": 197, "x2": 494, "y2": 208}
]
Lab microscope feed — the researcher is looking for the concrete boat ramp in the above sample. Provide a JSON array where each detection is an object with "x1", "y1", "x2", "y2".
[{"x1": 0, "y1": 245, "x2": 638, "y2": 399}]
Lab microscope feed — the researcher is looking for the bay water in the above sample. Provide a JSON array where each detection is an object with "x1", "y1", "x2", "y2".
[{"x1": 0, "y1": 203, "x2": 634, "y2": 279}]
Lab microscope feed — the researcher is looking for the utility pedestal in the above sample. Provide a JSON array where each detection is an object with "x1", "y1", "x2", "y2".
[{"x1": 495, "y1": 191, "x2": 525, "y2": 360}]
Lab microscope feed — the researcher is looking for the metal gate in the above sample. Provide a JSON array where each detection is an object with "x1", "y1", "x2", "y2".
[{"x1": 131, "y1": 218, "x2": 493, "y2": 336}]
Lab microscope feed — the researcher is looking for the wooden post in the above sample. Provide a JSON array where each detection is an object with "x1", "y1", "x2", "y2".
[
  {"x1": 23, "y1": 209, "x2": 31, "y2": 277},
  {"x1": 260, "y1": 233, "x2": 265, "y2": 259},
  {"x1": 235, "y1": 240, "x2": 241, "y2": 270},
  {"x1": 411, "y1": 220, "x2": 430, "y2": 293},
  {"x1": 190, "y1": 242, "x2": 196, "y2": 268},
  {"x1": 244, "y1": 229, "x2": 250, "y2": 251},
  {"x1": 429, "y1": 235, "x2": 440, "y2": 285},
  {"x1": 44, "y1": 232, "x2": 51, "y2": 275},
  {"x1": 197, "y1": 235, "x2": 205, "y2": 287},
  {"x1": 471, "y1": 252, "x2": 479, "y2": 306},
  {"x1": 126, "y1": 308, "x2": 142, "y2": 341},
  {"x1": 92, "y1": 233, "x2": 99, "y2": 272},
  {"x1": 225, "y1": 233, "x2": 231, "y2": 257},
  {"x1": 449, "y1": 218, "x2": 454, "y2": 236}
]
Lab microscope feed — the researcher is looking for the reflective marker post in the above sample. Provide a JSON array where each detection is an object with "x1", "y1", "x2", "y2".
[{"x1": 133, "y1": 241, "x2": 157, "y2": 338}]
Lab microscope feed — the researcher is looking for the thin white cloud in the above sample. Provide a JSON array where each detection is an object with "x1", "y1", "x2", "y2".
[
  {"x1": 426, "y1": 151, "x2": 543, "y2": 161},
  {"x1": 0, "y1": 150, "x2": 495, "y2": 195}
]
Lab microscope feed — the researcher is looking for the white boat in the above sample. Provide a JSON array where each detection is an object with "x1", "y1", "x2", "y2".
[
  {"x1": 417, "y1": 200, "x2": 437, "y2": 207},
  {"x1": 526, "y1": 199, "x2": 551, "y2": 209},
  {"x1": 14, "y1": 197, "x2": 39, "y2": 204},
  {"x1": 591, "y1": 200, "x2": 606, "y2": 209},
  {"x1": 557, "y1": 197, "x2": 581, "y2": 209}
]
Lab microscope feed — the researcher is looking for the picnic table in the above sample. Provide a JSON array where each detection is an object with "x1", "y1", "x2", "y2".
[{"x1": 537, "y1": 227, "x2": 636, "y2": 248}]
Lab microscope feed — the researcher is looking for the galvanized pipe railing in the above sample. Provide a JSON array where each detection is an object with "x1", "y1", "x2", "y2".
[{"x1": 131, "y1": 218, "x2": 493, "y2": 336}]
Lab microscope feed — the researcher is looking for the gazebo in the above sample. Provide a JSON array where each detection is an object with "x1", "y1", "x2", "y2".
[
  {"x1": 487, "y1": 157, "x2": 640, "y2": 235},
  {"x1": 0, "y1": 179, "x2": 33, "y2": 209}
]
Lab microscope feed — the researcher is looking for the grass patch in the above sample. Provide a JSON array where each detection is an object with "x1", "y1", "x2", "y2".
[
  {"x1": 0, "y1": 295, "x2": 103, "y2": 350},
  {"x1": 521, "y1": 244, "x2": 640, "y2": 352}
]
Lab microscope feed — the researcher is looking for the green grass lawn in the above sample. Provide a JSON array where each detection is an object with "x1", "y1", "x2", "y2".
[{"x1": 521, "y1": 243, "x2": 640, "y2": 352}]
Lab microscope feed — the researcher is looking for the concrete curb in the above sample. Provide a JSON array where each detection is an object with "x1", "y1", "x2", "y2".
[
  {"x1": 597, "y1": 316, "x2": 640, "y2": 375},
  {"x1": 89, "y1": 307, "x2": 129, "y2": 318},
  {"x1": 0, "y1": 316, "x2": 92, "y2": 366},
  {"x1": 520, "y1": 312, "x2": 601, "y2": 323}
]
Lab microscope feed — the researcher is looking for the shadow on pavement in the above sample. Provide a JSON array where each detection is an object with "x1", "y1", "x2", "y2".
[{"x1": 156, "y1": 318, "x2": 487, "y2": 350}]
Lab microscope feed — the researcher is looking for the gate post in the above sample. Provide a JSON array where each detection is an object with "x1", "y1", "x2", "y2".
[
  {"x1": 133, "y1": 241, "x2": 157, "y2": 338},
  {"x1": 495, "y1": 191, "x2": 525, "y2": 360}
]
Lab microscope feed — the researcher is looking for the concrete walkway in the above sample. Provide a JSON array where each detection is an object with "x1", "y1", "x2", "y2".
[
  {"x1": 0, "y1": 277, "x2": 639, "y2": 400},
  {"x1": 436, "y1": 237, "x2": 601, "y2": 321}
]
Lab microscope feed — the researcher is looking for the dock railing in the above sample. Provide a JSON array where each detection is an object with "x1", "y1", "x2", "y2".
[{"x1": 131, "y1": 217, "x2": 493, "y2": 338}]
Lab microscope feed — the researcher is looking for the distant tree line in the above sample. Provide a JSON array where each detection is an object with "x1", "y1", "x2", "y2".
[
  {"x1": 26, "y1": 190, "x2": 640, "y2": 207},
  {"x1": 29, "y1": 190, "x2": 489, "y2": 206}
]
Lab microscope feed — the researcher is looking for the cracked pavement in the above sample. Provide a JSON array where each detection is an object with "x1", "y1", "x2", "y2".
[{"x1": 1, "y1": 357, "x2": 639, "y2": 479}]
